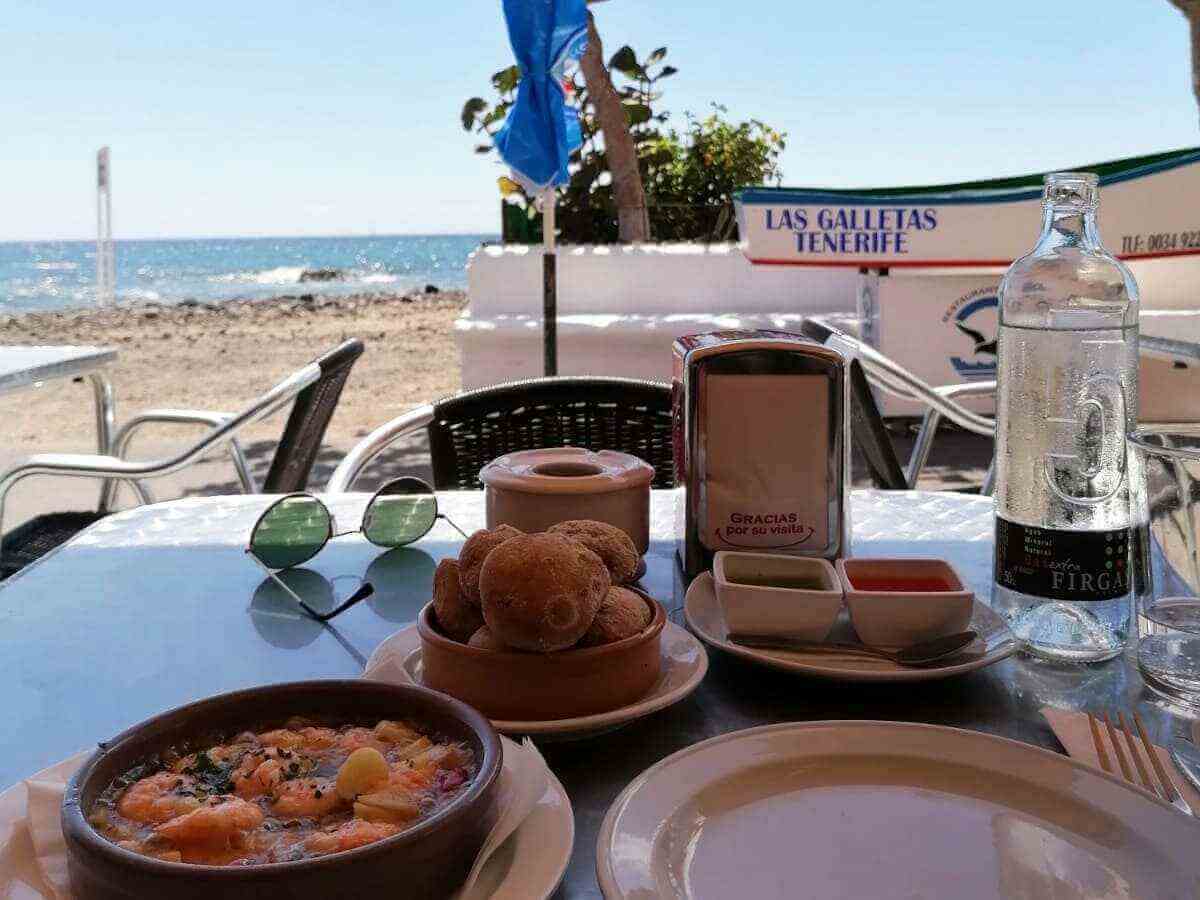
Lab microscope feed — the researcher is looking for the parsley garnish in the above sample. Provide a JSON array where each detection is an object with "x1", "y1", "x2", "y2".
[{"x1": 187, "y1": 750, "x2": 234, "y2": 795}]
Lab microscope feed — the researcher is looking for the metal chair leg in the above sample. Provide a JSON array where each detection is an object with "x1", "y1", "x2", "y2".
[
  {"x1": 981, "y1": 459, "x2": 997, "y2": 496},
  {"x1": 89, "y1": 373, "x2": 117, "y2": 512},
  {"x1": 906, "y1": 409, "x2": 944, "y2": 489}
]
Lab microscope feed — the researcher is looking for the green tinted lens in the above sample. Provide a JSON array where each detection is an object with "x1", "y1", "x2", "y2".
[
  {"x1": 363, "y1": 479, "x2": 437, "y2": 548},
  {"x1": 250, "y1": 495, "x2": 331, "y2": 569}
]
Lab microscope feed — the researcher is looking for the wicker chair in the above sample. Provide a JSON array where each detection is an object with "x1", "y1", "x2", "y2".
[
  {"x1": 326, "y1": 376, "x2": 675, "y2": 493},
  {"x1": 0, "y1": 339, "x2": 364, "y2": 579}
]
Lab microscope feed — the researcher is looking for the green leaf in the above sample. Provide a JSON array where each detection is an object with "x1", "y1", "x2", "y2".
[
  {"x1": 460, "y1": 97, "x2": 488, "y2": 131},
  {"x1": 658, "y1": 66, "x2": 678, "y2": 78},
  {"x1": 625, "y1": 103, "x2": 652, "y2": 126},
  {"x1": 491, "y1": 65, "x2": 521, "y2": 94},
  {"x1": 608, "y1": 45, "x2": 641, "y2": 78},
  {"x1": 647, "y1": 47, "x2": 667, "y2": 65}
]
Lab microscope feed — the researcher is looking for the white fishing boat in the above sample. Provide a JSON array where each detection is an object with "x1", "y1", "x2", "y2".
[{"x1": 735, "y1": 147, "x2": 1200, "y2": 420}]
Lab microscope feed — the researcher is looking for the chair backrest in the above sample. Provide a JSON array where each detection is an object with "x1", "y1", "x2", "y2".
[
  {"x1": 801, "y1": 319, "x2": 908, "y2": 489},
  {"x1": 262, "y1": 339, "x2": 365, "y2": 493},
  {"x1": 427, "y1": 376, "x2": 675, "y2": 490}
]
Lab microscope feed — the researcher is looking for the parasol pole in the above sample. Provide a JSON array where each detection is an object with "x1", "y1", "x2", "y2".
[{"x1": 542, "y1": 187, "x2": 558, "y2": 375}]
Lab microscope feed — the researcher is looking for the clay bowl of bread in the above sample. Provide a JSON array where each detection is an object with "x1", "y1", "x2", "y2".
[{"x1": 418, "y1": 520, "x2": 665, "y2": 721}]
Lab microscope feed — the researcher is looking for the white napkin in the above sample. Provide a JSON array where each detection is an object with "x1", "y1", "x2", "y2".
[
  {"x1": 23, "y1": 779, "x2": 71, "y2": 899},
  {"x1": 7, "y1": 737, "x2": 549, "y2": 900},
  {"x1": 460, "y1": 738, "x2": 548, "y2": 897}
]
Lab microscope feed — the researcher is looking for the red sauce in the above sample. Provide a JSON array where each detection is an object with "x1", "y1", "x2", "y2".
[{"x1": 849, "y1": 576, "x2": 956, "y2": 592}]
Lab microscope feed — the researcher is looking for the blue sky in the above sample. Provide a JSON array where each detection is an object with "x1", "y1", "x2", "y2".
[{"x1": 2, "y1": 0, "x2": 1195, "y2": 241}]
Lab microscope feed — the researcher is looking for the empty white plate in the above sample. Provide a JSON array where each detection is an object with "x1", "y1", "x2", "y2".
[{"x1": 597, "y1": 721, "x2": 1200, "y2": 899}]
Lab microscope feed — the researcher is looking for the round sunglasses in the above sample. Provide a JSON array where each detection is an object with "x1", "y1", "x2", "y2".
[{"x1": 246, "y1": 476, "x2": 465, "y2": 621}]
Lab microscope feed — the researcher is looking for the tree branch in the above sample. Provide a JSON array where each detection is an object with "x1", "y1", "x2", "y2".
[{"x1": 579, "y1": 12, "x2": 650, "y2": 242}]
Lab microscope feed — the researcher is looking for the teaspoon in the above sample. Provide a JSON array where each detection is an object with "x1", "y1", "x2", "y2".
[{"x1": 728, "y1": 630, "x2": 979, "y2": 666}]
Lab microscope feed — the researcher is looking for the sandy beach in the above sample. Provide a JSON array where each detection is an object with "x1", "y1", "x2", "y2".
[{"x1": 0, "y1": 291, "x2": 466, "y2": 526}]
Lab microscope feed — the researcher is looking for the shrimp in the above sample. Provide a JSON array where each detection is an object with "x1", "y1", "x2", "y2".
[
  {"x1": 337, "y1": 727, "x2": 387, "y2": 753},
  {"x1": 374, "y1": 720, "x2": 419, "y2": 744},
  {"x1": 271, "y1": 778, "x2": 345, "y2": 818},
  {"x1": 257, "y1": 729, "x2": 304, "y2": 750},
  {"x1": 118, "y1": 773, "x2": 202, "y2": 824},
  {"x1": 156, "y1": 797, "x2": 263, "y2": 847},
  {"x1": 231, "y1": 746, "x2": 307, "y2": 799},
  {"x1": 171, "y1": 739, "x2": 253, "y2": 774},
  {"x1": 304, "y1": 819, "x2": 400, "y2": 856},
  {"x1": 387, "y1": 764, "x2": 435, "y2": 793},
  {"x1": 232, "y1": 757, "x2": 286, "y2": 799},
  {"x1": 296, "y1": 727, "x2": 338, "y2": 749}
]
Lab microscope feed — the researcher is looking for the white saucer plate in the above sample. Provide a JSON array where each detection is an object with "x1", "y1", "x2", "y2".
[
  {"x1": 368, "y1": 620, "x2": 708, "y2": 741},
  {"x1": 597, "y1": 721, "x2": 1200, "y2": 899},
  {"x1": 0, "y1": 737, "x2": 573, "y2": 900},
  {"x1": 685, "y1": 571, "x2": 1017, "y2": 682}
]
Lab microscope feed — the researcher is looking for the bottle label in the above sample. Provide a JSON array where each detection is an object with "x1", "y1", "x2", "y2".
[{"x1": 994, "y1": 516, "x2": 1129, "y2": 601}]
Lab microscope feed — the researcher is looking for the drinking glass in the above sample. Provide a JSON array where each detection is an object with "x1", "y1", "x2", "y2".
[{"x1": 1129, "y1": 428, "x2": 1200, "y2": 707}]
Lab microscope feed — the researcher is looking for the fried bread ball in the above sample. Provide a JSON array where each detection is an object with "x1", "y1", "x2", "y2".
[
  {"x1": 478, "y1": 533, "x2": 609, "y2": 651},
  {"x1": 458, "y1": 524, "x2": 523, "y2": 606},
  {"x1": 466, "y1": 626, "x2": 506, "y2": 651},
  {"x1": 547, "y1": 520, "x2": 640, "y2": 584},
  {"x1": 577, "y1": 586, "x2": 653, "y2": 647},
  {"x1": 432, "y1": 558, "x2": 484, "y2": 642}
]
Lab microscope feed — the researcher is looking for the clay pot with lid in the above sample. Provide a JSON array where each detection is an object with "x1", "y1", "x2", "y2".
[{"x1": 479, "y1": 447, "x2": 653, "y2": 553}]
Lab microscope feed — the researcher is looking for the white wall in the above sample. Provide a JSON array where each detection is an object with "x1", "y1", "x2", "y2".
[
  {"x1": 459, "y1": 243, "x2": 858, "y2": 387},
  {"x1": 457, "y1": 243, "x2": 1200, "y2": 401}
]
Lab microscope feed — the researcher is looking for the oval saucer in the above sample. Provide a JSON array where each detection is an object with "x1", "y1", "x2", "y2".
[{"x1": 686, "y1": 571, "x2": 1017, "y2": 682}]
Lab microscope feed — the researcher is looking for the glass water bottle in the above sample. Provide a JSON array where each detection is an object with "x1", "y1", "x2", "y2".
[{"x1": 992, "y1": 172, "x2": 1140, "y2": 662}]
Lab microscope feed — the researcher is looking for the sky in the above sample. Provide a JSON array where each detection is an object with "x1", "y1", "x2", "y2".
[{"x1": 2, "y1": 0, "x2": 1196, "y2": 241}]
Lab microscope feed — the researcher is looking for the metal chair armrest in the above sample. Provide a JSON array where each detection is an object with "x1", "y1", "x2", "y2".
[
  {"x1": 108, "y1": 409, "x2": 255, "y2": 492},
  {"x1": 99, "y1": 409, "x2": 255, "y2": 511},
  {"x1": 906, "y1": 381, "x2": 998, "y2": 488},
  {"x1": 325, "y1": 405, "x2": 435, "y2": 493}
]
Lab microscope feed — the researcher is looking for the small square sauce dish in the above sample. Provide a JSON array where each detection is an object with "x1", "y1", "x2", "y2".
[
  {"x1": 714, "y1": 551, "x2": 843, "y2": 640},
  {"x1": 836, "y1": 557, "x2": 973, "y2": 649}
]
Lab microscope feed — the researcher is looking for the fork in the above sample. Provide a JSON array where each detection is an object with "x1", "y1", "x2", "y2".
[{"x1": 1087, "y1": 711, "x2": 1194, "y2": 816}]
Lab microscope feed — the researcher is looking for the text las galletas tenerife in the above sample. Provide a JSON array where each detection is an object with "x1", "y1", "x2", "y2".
[{"x1": 763, "y1": 206, "x2": 938, "y2": 256}]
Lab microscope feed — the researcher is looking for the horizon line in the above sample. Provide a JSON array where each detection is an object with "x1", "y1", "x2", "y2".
[{"x1": 0, "y1": 230, "x2": 501, "y2": 245}]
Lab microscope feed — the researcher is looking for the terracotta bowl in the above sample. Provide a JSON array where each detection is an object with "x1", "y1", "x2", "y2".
[
  {"x1": 418, "y1": 594, "x2": 665, "y2": 721},
  {"x1": 61, "y1": 680, "x2": 502, "y2": 900},
  {"x1": 479, "y1": 447, "x2": 654, "y2": 553}
]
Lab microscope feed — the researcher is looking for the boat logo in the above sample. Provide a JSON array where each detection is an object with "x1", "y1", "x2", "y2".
[{"x1": 944, "y1": 289, "x2": 998, "y2": 379}]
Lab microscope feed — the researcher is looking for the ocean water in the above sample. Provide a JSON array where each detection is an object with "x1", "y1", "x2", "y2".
[{"x1": 0, "y1": 234, "x2": 494, "y2": 313}]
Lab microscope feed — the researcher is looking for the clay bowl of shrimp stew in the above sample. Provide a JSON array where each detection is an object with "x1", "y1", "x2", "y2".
[{"x1": 61, "y1": 680, "x2": 502, "y2": 900}]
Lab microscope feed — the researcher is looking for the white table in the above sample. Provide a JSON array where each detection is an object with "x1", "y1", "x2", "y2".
[
  {"x1": 0, "y1": 345, "x2": 118, "y2": 460},
  {"x1": 2, "y1": 487, "x2": 1191, "y2": 899}
]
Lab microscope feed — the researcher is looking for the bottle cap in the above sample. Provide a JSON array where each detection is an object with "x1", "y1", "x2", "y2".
[{"x1": 1043, "y1": 171, "x2": 1099, "y2": 209}]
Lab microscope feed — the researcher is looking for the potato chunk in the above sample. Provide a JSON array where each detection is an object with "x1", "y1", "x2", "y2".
[
  {"x1": 354, "y1": 790, "x2": 420, "y2": 824},
  {"x1": 335, "y1": 747, "x2": 390, "y2": 801}
]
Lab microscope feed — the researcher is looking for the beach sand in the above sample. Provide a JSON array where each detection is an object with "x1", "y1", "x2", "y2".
[
  {"x1": 0, "y1": 291, "x2": 465, "y2": 528},
  {"x1": 1, "y1": 290, "x2": 991, "y2": 531}
]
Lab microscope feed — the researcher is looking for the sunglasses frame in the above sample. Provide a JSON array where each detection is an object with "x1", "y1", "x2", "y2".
[{"x1": 246, "y1": 476, "x2": 463, "y2": 621}]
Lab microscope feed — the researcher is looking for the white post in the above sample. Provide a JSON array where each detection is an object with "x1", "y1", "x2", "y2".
[{"x1": 96, "y1": 147, "x2": 115, "y2": 307}]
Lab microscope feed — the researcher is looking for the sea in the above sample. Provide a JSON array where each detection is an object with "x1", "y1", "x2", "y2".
[{"x1": 0, "y1": 234, "x2": 495, "y2": 314}]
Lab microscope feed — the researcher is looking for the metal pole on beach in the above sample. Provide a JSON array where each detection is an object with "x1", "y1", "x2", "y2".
[
  {"x1": 542, "y1": 188, "x2": 558, "y2": 376},
  {"x1": 96, "y1": 147, "x2": 115, "y2": 307}
]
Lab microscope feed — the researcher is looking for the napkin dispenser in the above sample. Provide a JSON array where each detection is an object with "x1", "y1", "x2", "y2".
[{"x1": 673, "y1": 330, "x2": 851, "y2": 580}]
